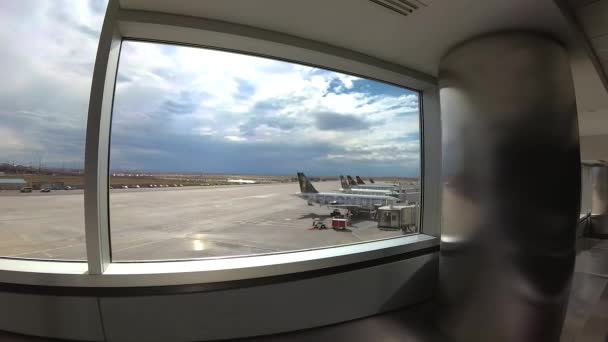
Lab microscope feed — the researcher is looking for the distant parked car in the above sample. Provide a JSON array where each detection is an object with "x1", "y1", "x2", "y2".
[
  {"x1": 20, "y1": 187, "x2": 33, "y2": 193},
  {"x1": 134, "y1": 185, "x2": 140, "y2": 188},
  {"x1": 64, "y1": 186, "x2": 72, "y2": 190},
  {"x1": 40, "y1": 188, "x2": 51, "y2": 193},
  {"x1": 121, "y1": 185, "x2": 128, "y2": 189},
  {"x1": 149, "y1": 184, "x2": 154, "y2": 188},
  {"x1": 179, "y1": 184, "x2": 184, "y2": 187}
]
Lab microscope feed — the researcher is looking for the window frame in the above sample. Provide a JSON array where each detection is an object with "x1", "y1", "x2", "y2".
[{"x1": 0, "y1": 0, "x2": 440, "y2": 286}]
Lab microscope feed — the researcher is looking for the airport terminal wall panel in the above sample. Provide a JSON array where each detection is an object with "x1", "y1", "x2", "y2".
[
  {"x1": 99, "y1": 252, "x2": 437, "y2": 342},
  {"x1": 0, "y1": 252, "x2": 436, "y2": 341},
  {"x1": 0, "y1": 292, "x2": 104, "y2": 341}
]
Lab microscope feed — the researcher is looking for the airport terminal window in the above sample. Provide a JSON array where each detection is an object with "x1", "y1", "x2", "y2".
[
  {"x1": 109, "y1": 41, "x2": 421, "y2": 261},
  {"x1": 0, "y1": 0, "x2": 107, "y2": 260}
]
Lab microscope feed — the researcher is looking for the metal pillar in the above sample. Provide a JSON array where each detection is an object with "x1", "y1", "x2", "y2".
[{"x1": 438, "y1": 32, "x2": 580, "y2": 341}]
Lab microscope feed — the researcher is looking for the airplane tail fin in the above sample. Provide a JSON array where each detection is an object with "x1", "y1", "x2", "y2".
[
  {"x1": 369, "y1": 178, "x2": 375, "y2": 184},
  {"x1": 297, "y1": 172, "x2": 318, "y2": 193},
  {"x1": 347, "y1": 175, "x2": 357, "y2": 185},
  {"x1": 340, "y1": 175, "x2": 350, "y2": 189},
  {"x1": 355, "y1": 176, "x2": 365, "y2": 184}
]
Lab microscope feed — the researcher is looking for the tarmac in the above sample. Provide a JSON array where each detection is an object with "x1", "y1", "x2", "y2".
[{"x1": 0, "y1": 181, "x2": 406, "y2": 261}]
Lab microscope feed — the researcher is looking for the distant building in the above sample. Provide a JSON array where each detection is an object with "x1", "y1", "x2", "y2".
[
  {"x1": 0, "y1": 178, "x2": 27, "y2": 190},
  {"x1": 227, "y1": 179, "x2": 257, "y2": 184}
]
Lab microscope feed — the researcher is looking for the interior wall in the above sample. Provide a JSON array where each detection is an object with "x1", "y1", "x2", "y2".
[
  {"x1": 580, "y1": 134, "x2": 608, "y2": 160},
  {"x1": 0, "y1": 251, "x2": 438, "y2": 342},
  {"x1": 100, "y1": 253, "x2": 438, "y2": 342},
  {"x1": 0, "y1": 292, "x2": 104, "y2": 341}
]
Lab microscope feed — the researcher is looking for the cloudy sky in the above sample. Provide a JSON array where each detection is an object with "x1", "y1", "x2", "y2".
[{"x1": 0, "y1": 0, "x2": 421, "y2": 177}]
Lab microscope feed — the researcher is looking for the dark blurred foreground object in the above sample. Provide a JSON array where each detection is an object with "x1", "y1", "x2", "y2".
[{"x1": 438, "y1": 32, "x2": 580, "y2": 342}]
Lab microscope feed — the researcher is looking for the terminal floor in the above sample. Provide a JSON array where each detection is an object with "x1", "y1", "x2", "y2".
[
  {"x1": 560, "y1": 238, "x2": 608, "y2": 342},
  {"x1": 240, "y1": 236, "x2": 608, "y2": 342}
]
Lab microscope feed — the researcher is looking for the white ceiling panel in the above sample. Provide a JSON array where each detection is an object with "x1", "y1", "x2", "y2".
[
  {"x1": 577, "y1": 0, "x2": 608, "y2": 38},
  {"x1": 119, "y1": 0, "x2": 578, "y2": 77},
  {"x1": 118, "y1": 0, "x2": 608, "y2": 136}
]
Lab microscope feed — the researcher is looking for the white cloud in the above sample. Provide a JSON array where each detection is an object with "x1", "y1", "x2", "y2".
[
  {"x1": 336, "y1": 74, "x2": 358, "y2": 89},
  {"x1": 0, "y1": 2, "x2": 421, "y2": 175},
  {"x1": 195, "y1": 127, "x2": 216, "y2": 136},
  {"x1": 0, "y1": 127, "x2": 29, "y2": 152},
  {"x1": 0, "y1": 0, "x2": 107, "y2": 167},
  {"x1": 111, "y1": 40, "x2": 421, "y2": 174},
  {"x1": 224, "y1": 135, "x2": 247, "y2": 142}
]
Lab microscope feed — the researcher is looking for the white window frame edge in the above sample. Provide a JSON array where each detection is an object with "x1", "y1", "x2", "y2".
[
  {"x1": 420, "y1": 88, "x2": 442, "y2": 237},
  {"x1": 85, "y1": 0, "x2": 122, "y2": 275},
  {"x1": 114, "y1": 8, "x2": 436, "y2": 91},
  {"x1": 0, "y1": 1, "x2": 442, "y2": 287},
  {"x1": 0, "y1": 234, "x2": 437, "y2": 287}
]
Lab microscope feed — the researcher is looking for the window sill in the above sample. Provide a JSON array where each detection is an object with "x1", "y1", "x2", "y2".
[{"x1": 0, "y1": 234, "x2": 438, "y2": 291}]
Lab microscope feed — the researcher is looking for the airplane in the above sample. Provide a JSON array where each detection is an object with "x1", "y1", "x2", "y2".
[
  {"x1": 346, "y1": 175, "x2": 358, "y2": 186},
  {"x1": 339, "y1": 176, "x2": 399, "y2": 197},
  {"x1": 346, "y1": 175, "x2": 397, "y2": 190},
  {"x1": 296, "y1": 172, "x2": 400, "y2": 214},
  {"x1": 367, "y1": 177, "x2": 396, "y2": 186}
]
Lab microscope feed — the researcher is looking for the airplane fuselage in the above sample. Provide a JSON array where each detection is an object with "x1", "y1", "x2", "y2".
[
  {"x1": 350, "y1": 184, "x2": 397, "y2": 190},
  {"x1": 339, "y1": 188, "x2": 399, "y2": 197},
  {"x1": 296, "y1": 191, "x2": 399, "y2": 210}
]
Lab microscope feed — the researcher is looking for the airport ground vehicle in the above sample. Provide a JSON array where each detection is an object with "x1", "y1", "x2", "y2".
[
  {"x1": 330, "y1": 209, "x2": 342, "y2": 218},
  {"x1": 310, "y1": 219, "x2": 327, "y2": 230},
  {"x1": 20, "y1": 187, "x2": 32, "y2": 193},
  {"x1": 331, "y1": 218, "x2": 348, "y2": 230}
]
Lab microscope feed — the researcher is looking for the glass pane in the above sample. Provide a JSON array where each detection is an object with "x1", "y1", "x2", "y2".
[
  {"x1": 0, "y1": 1, "x2": 107, "y2": 260},
  {"x1": 109, "y1": 41, "x2": 421, "y2": 261}
]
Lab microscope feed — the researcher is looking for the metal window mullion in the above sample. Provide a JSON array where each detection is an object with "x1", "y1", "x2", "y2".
[
  {"x1": 419, "y1": 87, "x2": 441, "y2": 237},
  {"x1": 84, "y1": 0, "x2": 121, "y2": 275}
]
